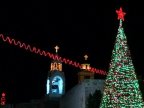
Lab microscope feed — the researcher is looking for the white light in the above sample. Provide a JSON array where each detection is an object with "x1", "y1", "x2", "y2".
[{"x1": 46, "y1": 79, "x2": 50, "y2": 94}]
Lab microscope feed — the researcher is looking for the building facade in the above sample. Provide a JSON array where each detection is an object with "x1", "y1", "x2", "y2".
[{"x1": 60, "y1": 79, "x2": 104, "y2": 108}]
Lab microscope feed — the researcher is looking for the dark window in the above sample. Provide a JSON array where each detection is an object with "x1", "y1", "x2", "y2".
[
  {"x1": 85, "y1": 76, "x2": 90, "y2": 79},
  {"x1": 52, "y1": 85, "x2": 58, "y2": 89}
]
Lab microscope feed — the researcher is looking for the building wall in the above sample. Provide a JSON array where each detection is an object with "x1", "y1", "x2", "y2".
[
  {"x1": 60, "y1": 79, "x2": 104, "y2": 108},
  {"x1": 0, "y1": 104, "x2": 14, "y2": 108},
  {"x1": 15, "y1": 98, "x2": 60, "y2": 108},
  {"x1": 84, "y1": 79, "x2": 104, "y2": 100},
  {"x1": 14, "y1": 79, "x2": 104, "y2": 108},
  {"x1": 60, "y1": 83, "x2": 85, "y2": 108}
]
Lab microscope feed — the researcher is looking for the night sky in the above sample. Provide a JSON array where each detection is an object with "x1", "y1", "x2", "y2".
[{"x1": 0, "y1": 1, "x2": 144, "y2": 104}]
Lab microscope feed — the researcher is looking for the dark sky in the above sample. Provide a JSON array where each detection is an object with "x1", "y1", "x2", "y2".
[{"x1": 0, "y1": 1, "x2": 144, "y2": 104}]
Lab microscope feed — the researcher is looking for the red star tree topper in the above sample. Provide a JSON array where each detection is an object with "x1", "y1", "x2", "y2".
[{"x1": 116, "y1": 7, "x2": 126, "y2": 21}]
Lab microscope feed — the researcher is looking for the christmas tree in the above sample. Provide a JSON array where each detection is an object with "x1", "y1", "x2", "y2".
[{"x1": 100, "y1": 7, "x2": 144, "y2": 108}]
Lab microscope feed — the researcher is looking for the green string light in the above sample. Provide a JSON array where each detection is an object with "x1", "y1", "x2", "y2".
[{"x1": 100, "y1": 7, "x2": 144, "y2": 107}]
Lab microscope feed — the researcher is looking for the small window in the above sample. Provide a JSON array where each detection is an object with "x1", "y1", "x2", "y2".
[
  {"x1": 52, "y1": 85, "x2": 59, "y2": 93},
  {"x1": 52, "y1": 85, "x2": 58, "y2": 89}
]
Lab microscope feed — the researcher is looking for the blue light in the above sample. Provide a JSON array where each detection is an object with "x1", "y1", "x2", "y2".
[
  {"x1": 46, "y1": 79, "x2": 50, "y2": 94},
  {"x1": 51, "y1": 76, "x2": 63, "y2": 94}
]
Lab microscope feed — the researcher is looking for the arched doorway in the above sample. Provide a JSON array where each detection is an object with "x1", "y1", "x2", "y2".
[{"x1": 51, "y1": 76, "x2": 63, "y2": 94}]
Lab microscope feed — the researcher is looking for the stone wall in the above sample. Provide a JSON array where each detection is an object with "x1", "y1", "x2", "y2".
[{"x1": 60, "y1": 79, "x2": 104, "y2": 108}]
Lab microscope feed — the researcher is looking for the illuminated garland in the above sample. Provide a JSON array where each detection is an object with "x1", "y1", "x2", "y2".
[{"x1": 0, "y1": 34, "x2": 107, "y2": 75}]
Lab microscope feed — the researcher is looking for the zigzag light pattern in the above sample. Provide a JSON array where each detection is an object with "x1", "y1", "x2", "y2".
[{"x1": 0, "y1": 34, "x2": 107, "y2": 75}]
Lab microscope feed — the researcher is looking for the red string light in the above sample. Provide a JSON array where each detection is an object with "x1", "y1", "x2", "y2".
[
  {"x1": 1, "y1": 92, "x2": 6, "y2": 106},
  {"x1": 0, "y1": 34, "x2": 107, "y2": 75}
]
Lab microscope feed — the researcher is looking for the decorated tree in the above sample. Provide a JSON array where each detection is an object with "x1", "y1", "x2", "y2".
[{"x1": 100, "y1": 7, "x2": 144, "y2": 107}]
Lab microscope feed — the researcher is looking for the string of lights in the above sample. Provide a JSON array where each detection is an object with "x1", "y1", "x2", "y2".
[{"x1": 0, "y1": 34, "x2": 107, "y2": 75}]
